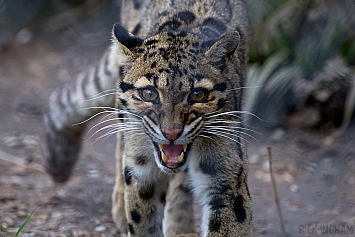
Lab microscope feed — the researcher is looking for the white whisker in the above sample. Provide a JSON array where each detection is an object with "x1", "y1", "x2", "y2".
[
  {"x1": 197, "y1": 134, "x2": 216, "y2": 142},
  {"x1": 86, "y1": 122, "x2": 142, "y2": 142},
  {"x1": 80, "y1": 106, "x2": 143, "y2": 119},
  {"x1": 206, "y1": 110, "x2": 264, "y2": 123},
  {"x1": 205, "y1": 129, "x2": 251, "y2": 145},
  {"x1": 80, "y1": 89, "x2": 118, "y2": 102},
  {"x1": 202, "y1": 130, "x2": 245, "y2": 146},
  {"x1": 204, "y1": 120, "x2": 249, "y2": 128},
  {"x1": 226, "y1": 85, "x2": 263, "y2": 92},
  {"x1": 204, "y1": 127, "x2": 258, "y2": 143},
  {"x1": 87, "y1": 117, "x2": 141, "y2": 135},
  {"x1": 204, "y1": 125, "x2": 261, "y2": 136},
  {"x1": 73, "y1": 110, "x2": 117, "y2": 126},
  {"x1": 91, "y1": 127, "x2": 143, "y2": 143}
]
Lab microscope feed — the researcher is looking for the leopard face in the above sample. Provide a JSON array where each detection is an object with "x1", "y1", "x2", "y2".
[{"x1": 113, "y1": 24, "x2": 239, "y2": 173}]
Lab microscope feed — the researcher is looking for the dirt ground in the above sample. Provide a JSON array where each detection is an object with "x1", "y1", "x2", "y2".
[{"x1": 1, "y1": 7, "x2": 355, "y2": 237}]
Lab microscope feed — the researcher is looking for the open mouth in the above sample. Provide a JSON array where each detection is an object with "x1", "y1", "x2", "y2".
[{"x1": 158, "y1": 143, "x2": 188, "y2": 169}]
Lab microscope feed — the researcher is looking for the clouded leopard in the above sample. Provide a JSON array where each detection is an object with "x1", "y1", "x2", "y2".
[{"x1": 44, "y1": 0, "x2": 251, "y2": 236}]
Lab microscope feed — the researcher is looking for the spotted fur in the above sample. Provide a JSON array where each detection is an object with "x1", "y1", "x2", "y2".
[{"x1": 44, "y1": 0, "x2": 251, "y2": 236}]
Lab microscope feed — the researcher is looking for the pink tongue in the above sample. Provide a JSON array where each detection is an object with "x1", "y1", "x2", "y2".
[{"x1": 162, "y1": 144, "x2": 183, "y2": 157}]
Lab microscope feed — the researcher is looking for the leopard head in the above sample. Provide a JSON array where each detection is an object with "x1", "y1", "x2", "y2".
[{"x1": 112, "y1": 23, "x2": 241, "y2": 173}]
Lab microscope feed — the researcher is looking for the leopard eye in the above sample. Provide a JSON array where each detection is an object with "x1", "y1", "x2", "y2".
[
  {"x1": 139, "y1": 87, "x2": 159, "y2": 102},
  {"x1": 189, "y1": 88, "x2": 208, "y2": 103}
]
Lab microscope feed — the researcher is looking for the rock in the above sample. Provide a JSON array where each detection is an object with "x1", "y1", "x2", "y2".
[
  {"x1": 16, "y1": 210, "x2": 28, "y2": 218},
  {"x1": 95, "y1": 225, "x2": 106, "y2": 232},
  {"x1": 3, "y1": 216, "x2": 15, "y2": 227},
  {"x1": 270, "y1": 128, "x2": 285, "y2": 141},
  {"x1": 51, "y1": 212, "x2": 62, "y2": 219},
  {"x1": 249, "y1": 154, "x2": 260, "y2": 164},
  {"x1": 289, "y1": 184, "x2": 299, "y2": 192},
  {"x1": 282, "y1": 172, "x2": 294, "y2": 183}
]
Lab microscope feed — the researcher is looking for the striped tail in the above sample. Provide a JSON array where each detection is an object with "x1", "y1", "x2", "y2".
[{"x1": 44, "y1": 47, "x2": 118, "y2": 182}]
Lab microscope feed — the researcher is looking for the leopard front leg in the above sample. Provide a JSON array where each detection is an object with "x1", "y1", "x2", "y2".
[
  {"x1": 189, "y1": 141, "x2": 252, "y2": 237},
  {"x1": 163, "y1": 171, "x2": 196, "y2": 237},
  {"x1": 122, "y1": 148, "x2": 169, "y2": 237},
  {"x1": 112, "y1": 132, "x2": 127, "y2": 234}
]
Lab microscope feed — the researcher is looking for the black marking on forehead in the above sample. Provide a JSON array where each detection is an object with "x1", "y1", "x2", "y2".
[
  {"x1": 120, "y1": 82, "x2": 135, "y2": 92},
  {"x1": 158, "y1": 10, "x2": 169, "y2": 18},
  {"x1": 148, "y1": 52, "x2": 157, "y2": 58},
  {"x1": 153, "y1": 75, "x2": 159, "y2": 87},
  {"x1": 158, "y1": 10, "x2": 195, "y2": 34},
  {"x1": 178, "y1": 81, "x2": 183, "y2": 90},
  {"x1": 202, "y1": 18, "x2": 227, "y2": 34},
  {"x1": 178, "y1": 70, "x2": 183, "y2": 77},
  {"x1": 145, "y1": 39, "x2": 159, "y2": 46},
  {"x1": 193, "y1": 73, "x2": 204, "y2": 81},
  {"x1": 159, "y1": 20, "x2": 181, "y2": 32},
  {"x1": 168, "y1": 62, "x2": 182, "y2": 78},
  {"x1": 192, "y1": 42, "x2": 199, "y2": 48},
  {"x1": 178, "y1": 30, "x2": 187, "y2": 37},
  {"x1": 133, "y1": 0, "x2": 142, "y2": 9},
  {"x1": 151, "y1": 61, "x2": 157, "y2": 69},
  {"x1": 187, "y1": 51, "x2": 198, "y2": 61},
  {"x1": 145, "y1": 72, "x2": 154, "y2": 81},
  {"x1": 159, "y1": 48, "x2": 170, "y2": 61},
  {"x1": 177, "y1": 11, "x2": 196, "y2": 24},
  {"x1": 177, "y1": 55, "x2": 182, "y2": 64},
  {"x1": 188, "y1": 78, "x2": 195, "y2": 88},
  {"x1": 213, "y1": 83, "x2": 227, "y2": 92}
]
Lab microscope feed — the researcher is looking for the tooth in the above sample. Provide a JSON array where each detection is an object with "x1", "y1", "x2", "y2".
[
  {"x1": 183, "y1": 144, "x2": 187, "y2": 152},
  {"x1": 161, "y1": 151, "x2": 169, "y2": 162},
  {"x1": 178, "y1": 152, "x2": 184, "y2": 163},
  {"x1": 159, "y1": 144, "x2": 163, "y2": 151}
]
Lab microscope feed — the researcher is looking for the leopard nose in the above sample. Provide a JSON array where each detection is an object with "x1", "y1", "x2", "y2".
[{"x1": 162, "y1": 128, "x2": 183, "y2": 141}]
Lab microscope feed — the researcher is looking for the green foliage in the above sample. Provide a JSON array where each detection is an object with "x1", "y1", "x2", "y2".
[
  {"x1": 245, "y1": 0, "x2": 355, "y2": 126},
  {"x1": 248, "y1": 0, "x2": 354, "y2": 73},
  {"x1": 14, "y1": 211, "x2": 33, "y2": 237},
  {"x1": 341, "y1": 39, "x2": 355, "y2": 65}
]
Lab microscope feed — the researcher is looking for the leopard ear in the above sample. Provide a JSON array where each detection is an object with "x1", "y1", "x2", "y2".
[
  {"x1": 112, "y1": 23, "x2": 143, "y2": 63},
  {"x1": 205, "y1": 31, "x2": 240, "y2": 69}
]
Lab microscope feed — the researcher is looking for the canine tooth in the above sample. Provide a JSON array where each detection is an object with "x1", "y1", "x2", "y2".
[
  {"x1": 183, "y1": 144, "x2": 187, "y2": 152},
  {"x1": 159, "y1": 144, "x2": 163, "y2": 151},
  {"x1": 162, "y1": 152, "x2": 169, "y2": 162},
  {"x1": 178, "y1": 152, "x2": 184, "y2": 162}
]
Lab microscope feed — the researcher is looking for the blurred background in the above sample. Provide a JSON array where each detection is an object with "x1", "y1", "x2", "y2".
[{"x1": 0, "y1": 0, "x2": 355, "y2": 236}]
